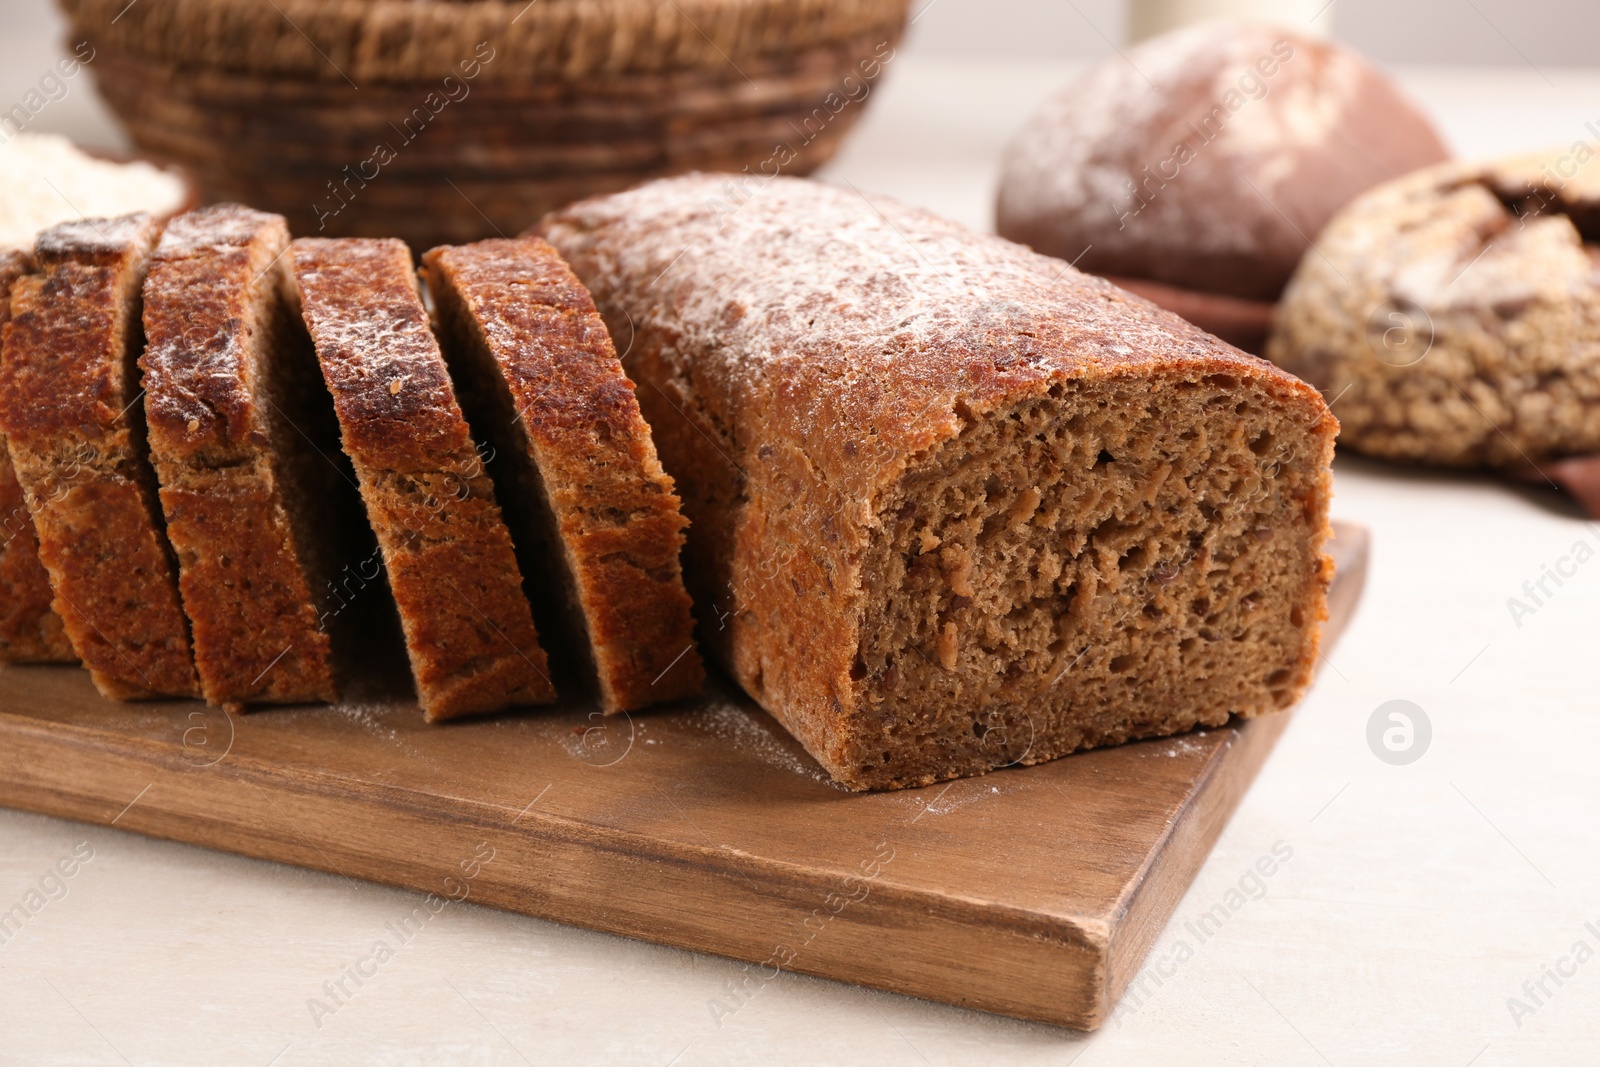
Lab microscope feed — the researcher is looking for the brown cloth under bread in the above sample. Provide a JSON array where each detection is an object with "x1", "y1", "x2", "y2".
[{"x1": 1510, "y1": 457, "x2": 1600, "y2": 519}]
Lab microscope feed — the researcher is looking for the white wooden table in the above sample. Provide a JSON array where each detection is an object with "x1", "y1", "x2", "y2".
[{"x1": 4, "y1": 44, "x2": 1600, "y2": 1066}]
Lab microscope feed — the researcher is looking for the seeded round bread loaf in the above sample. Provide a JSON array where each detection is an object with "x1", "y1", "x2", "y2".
[
  {"x1": 0, "y1": 249, "x2": 76, "y2": 663},
  {"x1": 289, "y1": 237, "x2": 557, "y2": 719},
  {"x1": 142, "y1": 205, "x2": 363, "y2": 708},
  {"x1": 542, "y1": 175, "x2": 1336, "y2": 791},
  {"x1": 0, "y1": 214, "x2": 199, "y2": 699},
  {"x1": 1268, "y1": 148, "x2": 1600, "y2": 511},
  {"x1": 996, "y1": 21, "x2": 1449, "y2": 309},
  {"x1": 423, "y1": 238, "x2": 705, "y2": 713}
]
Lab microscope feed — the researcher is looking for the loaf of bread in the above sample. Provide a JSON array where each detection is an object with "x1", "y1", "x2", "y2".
[
  {"x1": 543, "y1": 175, "x2": 1336, "y2": 790},
  {"x1": 996, "y1": 22, "x2": 1449, "y2": 347},
  {"x1": 288, "y1": 237, "x2": 557, "y2": 719},
  {"x1": 422, "y1": 238, "x2": 704, "y2": 712},
  {"x1": 0, "y1": 249, "x2": 76, "y2": 663},
  {"x1": 1270, "y1": 149, "x2": 1600, "y2": 480},
  {"x1": 141, "y1": 205, "x2": 360, "y2": 708},
  {"x1": 0, "y1": 214, "x2": 199, "y2": 699}
]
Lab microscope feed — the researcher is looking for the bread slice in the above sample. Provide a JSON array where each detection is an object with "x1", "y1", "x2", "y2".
[
  {"x1": 421, "y1": 238, "x2": 704, "y2": 713},
  {"x1": 543, "y1": 175, "x2": 1336, "y2": 791},
  {"x1": 288, "y1": 237, "x2": 556, "y2": 719},
  {"x1": 0, "y1": 214, "x2": 198, "y2": 699},
  {"x1": 0, "y1": 250, "x2": 76, "y2": 663},
  {"x1": 141, "y1": 204, "x2": 362, "y2": 708}
]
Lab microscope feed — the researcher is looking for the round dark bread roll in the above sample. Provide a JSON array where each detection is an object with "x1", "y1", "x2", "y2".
[
  {"x1": 1267, "y1": 146, "x2": 1600, "y2": 516},
  {"x1": 996, "y1": 21, "x2": 1450, "y2": 304}
]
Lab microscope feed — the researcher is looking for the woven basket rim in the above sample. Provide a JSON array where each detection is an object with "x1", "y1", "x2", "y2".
[{"x1": 59, "y1": 0, "x2": 911, "y2": 84}]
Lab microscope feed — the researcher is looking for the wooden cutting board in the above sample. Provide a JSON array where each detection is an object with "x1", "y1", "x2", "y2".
[{"x1": 0, "y1": 522, "x2": 1367, "y2": 1031}]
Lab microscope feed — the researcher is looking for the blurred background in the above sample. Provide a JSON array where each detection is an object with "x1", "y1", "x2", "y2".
[
  {"x1": 6, "y1": 0, "x2": 1598, "y2": 157},
  {"x1": 11, "y1": 0, "x2": 1600, "y2": 73}
]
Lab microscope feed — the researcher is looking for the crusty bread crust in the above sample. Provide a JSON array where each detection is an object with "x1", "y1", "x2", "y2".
[
  {"x1": 0, "y1": 215, "x2": 198, "y2": 699},
  {"x1": 423, "y1": 238, "x2": 704, "y2": 713},
  {"x1": 543, "y1": 175, "x2": 1337, "y2": 790},
  {"x1": 0, "y1": 250, "x2": 76, "y2": 663},
  {"x1": 289, "y1": 237, "x2": 556, "y2": 719},
  {"x1": 142, "y1": 205, "x2": 343, "y2": 708}
]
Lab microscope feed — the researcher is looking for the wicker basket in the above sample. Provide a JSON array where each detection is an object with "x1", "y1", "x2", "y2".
[{"x1": 62, "y1": 0, "x2": 909, "y2": 247}]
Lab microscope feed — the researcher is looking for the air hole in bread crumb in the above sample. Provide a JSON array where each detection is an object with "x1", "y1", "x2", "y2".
[
  {"x1": 936, "y1": 621, "x2": 958, "y2": 669},
  {"x1": 1109, "y1": 653, "x2": 1134, "y2": 673}
]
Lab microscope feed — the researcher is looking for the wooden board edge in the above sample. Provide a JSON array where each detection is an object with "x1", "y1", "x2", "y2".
[
  {"x1": 1098, "y1": 520, "x2": 1371, "y2": 1025},
  {"x1": 0, "y1": 712, "x2": 1113, "y2": 1029}
]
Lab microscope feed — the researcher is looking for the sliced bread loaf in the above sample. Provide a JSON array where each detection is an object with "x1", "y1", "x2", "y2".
[
  {"x1": 0, "y1": 249, "x2": 76, "y2": 663},
  {"x1": 0, "y1": 214, "x2": 198, "y2": 699},
  {"x1": 543, "y1": 176, "x2": 1336, "y2": 790},
  {"x1": 141, "y1": 204, "x2": 359, "y2": 708},
  {"x1": 288, "y1": 237, "x2": 556, "y2": 719},
  {"x1": 422, "y1": 238, "x2": 704, "y2": 713}
]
